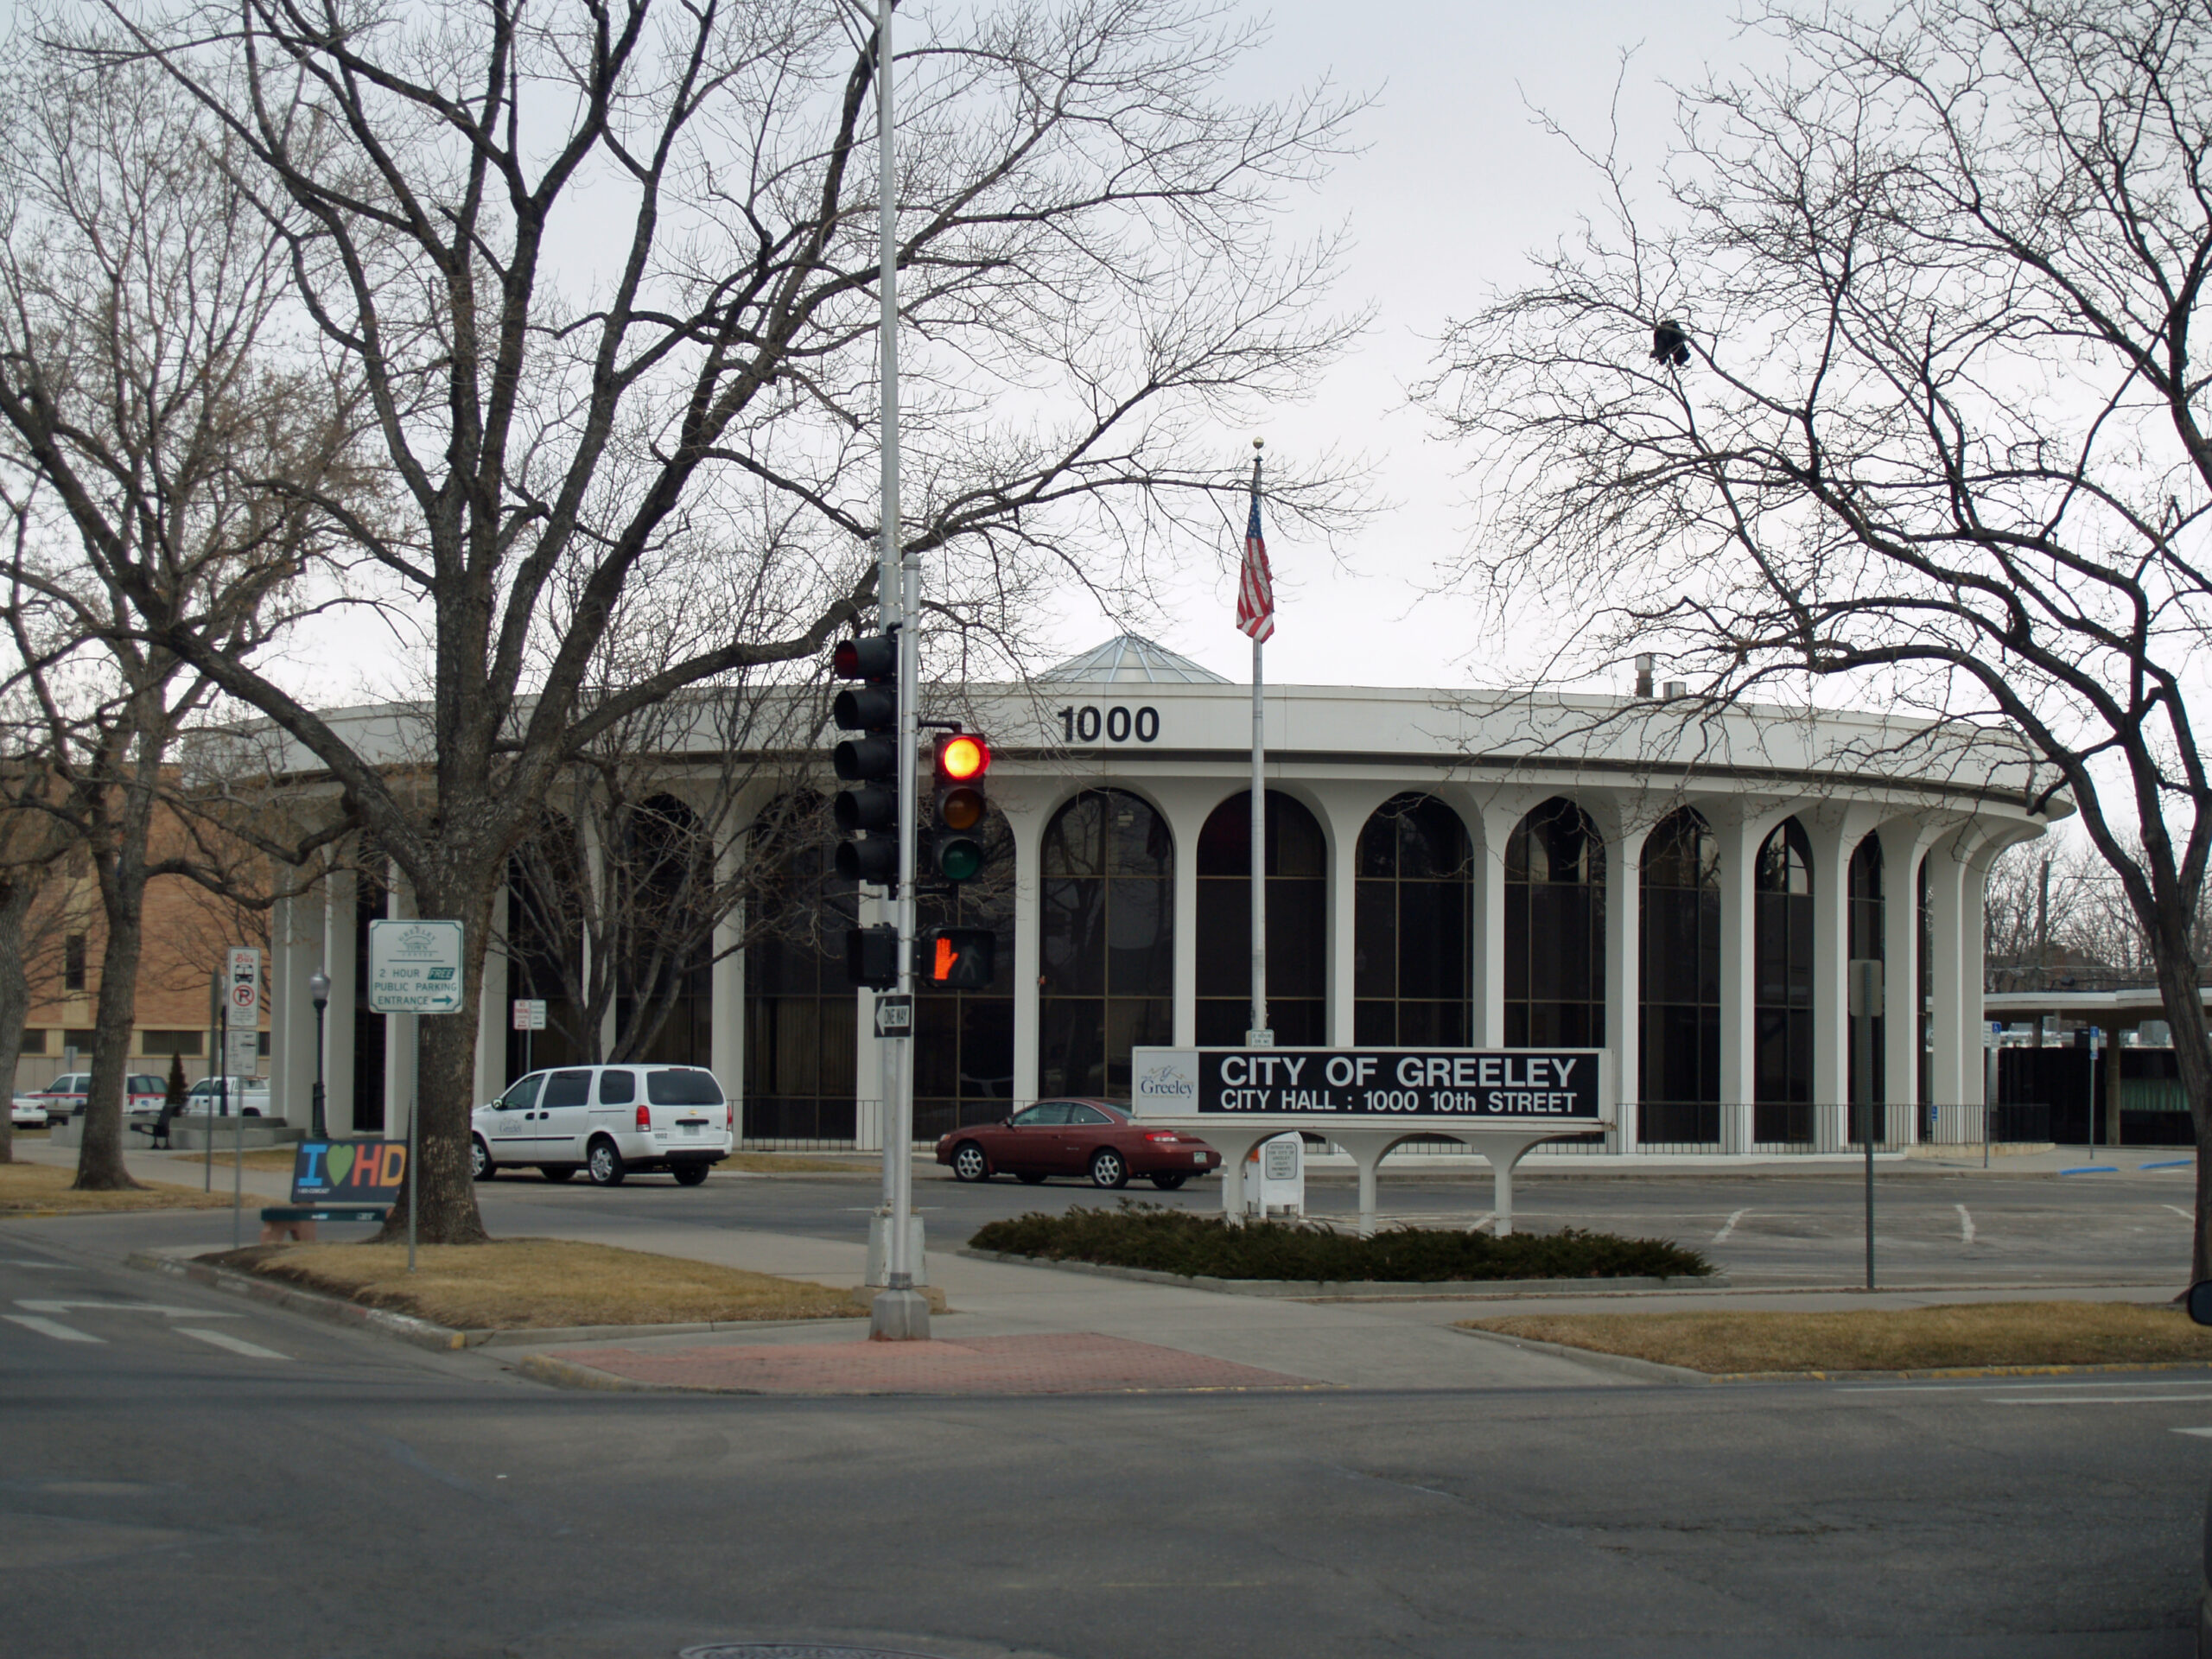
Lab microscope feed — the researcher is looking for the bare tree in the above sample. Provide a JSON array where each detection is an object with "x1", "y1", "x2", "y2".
[
  {"x1": 81, "y1": 0, "x2": 1364, "y2": 1241},
  {"x1": 1418, "y1": 0, "x2": 2212, "y2": 1274},
  {"x1": 0, "y1": 41, "x2": 359, "y2": 1186},
  {"x1": 0, "y1": 734, "x2": 74, "y2": 1164}
]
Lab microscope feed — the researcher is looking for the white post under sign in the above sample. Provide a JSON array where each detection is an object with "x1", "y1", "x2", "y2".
[
  {"x1": 223, "y1": 948, "x2": 261, "y2": 1249},
  {"x1": 368, "y1": 920, "x2": 467, "y2": 1274}
]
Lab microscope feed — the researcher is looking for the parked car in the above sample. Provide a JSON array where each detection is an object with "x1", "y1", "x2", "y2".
[
  {"x1": 935, "y1": 1099, "x2": 1220, "y2": 1189},
  {"x1": 28, "y1": 1071, "x2": 167, "y2": 1124},
  {"x1": 471, "y1": 1064, "x2": 734, "y2": 1186},
  {"x1": 175, "y1": 1075, "x2": 271, "y2": 1116},
  {"x1": 10, "y1": 1092, "x2": 48, "y2": 1129}
]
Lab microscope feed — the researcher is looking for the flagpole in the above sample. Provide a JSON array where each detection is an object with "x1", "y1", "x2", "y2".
[{"x1": 1248, "y1": 441, "x2": 1268, "y2": 1048}]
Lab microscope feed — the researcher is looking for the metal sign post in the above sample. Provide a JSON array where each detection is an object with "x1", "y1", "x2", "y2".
[
  {"x1": 367, "y1": 921, "x2": 465, "y2": 1274},
  {"x1": 1850, "y1": 958, "x2": 1882, "y2": 1291}
]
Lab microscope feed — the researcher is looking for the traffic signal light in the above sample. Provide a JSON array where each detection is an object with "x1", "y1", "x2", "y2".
[
  {"x1": 832, "y1": 633, "x2": 899, "y2": 884},
  {"x1": 925, "y1": 927, "x2": 995, "y2": 989},
  {"x1": 931, "y1": 731, "x2": 992, "y2": 882}
]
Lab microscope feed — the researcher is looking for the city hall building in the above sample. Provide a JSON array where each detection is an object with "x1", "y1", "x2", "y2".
[{"x1": 258, "y1": 636, "x2": 2055, "y2": 1157}]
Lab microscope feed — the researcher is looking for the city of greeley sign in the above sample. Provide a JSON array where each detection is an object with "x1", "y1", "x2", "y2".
[{"x1": 1128, "y1": 1046, "x2": 1605, "y2": 1126}]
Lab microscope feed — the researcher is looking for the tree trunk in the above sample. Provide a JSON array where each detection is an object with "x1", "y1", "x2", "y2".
[
  {"x1": 0, "y1": 874, "x2": 32, "y2": 1164},
  {"x1": 373, "y1": 868, "x2": 499, "y2": 1245},
  {"x1": 73, "y1": 887, "x2": 145, "y2": 1191},
  {"x1": 2154, "y1": 948, "x2": 2212, "y2": 1284}
]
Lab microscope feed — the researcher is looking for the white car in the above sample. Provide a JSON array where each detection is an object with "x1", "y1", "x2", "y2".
[
  {"x1": 10, "y1": 1093, "x2": 47, "y2": 1128},
  {"x1": 471, "y1": 1064, "x2": 734, "y2": 1186},
  {"x1": 178, "y1": 1075, "x2": 272, "y2": 1116}
]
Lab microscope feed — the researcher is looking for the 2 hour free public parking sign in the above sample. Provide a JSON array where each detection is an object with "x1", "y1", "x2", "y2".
[{"x1": 1128, "y1": 1046, "x2": 1606, "y2": 1125}]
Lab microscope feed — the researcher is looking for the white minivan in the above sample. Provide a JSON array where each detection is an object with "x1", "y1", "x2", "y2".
[{"x1": 470, "y1": 1064, "x2": 734, "y2": 1186}]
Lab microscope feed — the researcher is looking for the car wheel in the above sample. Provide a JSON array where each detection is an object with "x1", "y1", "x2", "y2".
[
  {"x1": 471, "y1": 1136, "x2": 495, "y2": 1181},
  {"x1": 1016, "y1": 1171, "x2": 1047, "y2": 1185},
  {"x1": 950, "y1": 1141, "x2": 990, "y2": 1183},
  {"x1": 1149, "y1": 1173, "x2": 1188, "y2": 1191},
  {"x1": 586, "y1": 1138, "x2": 626, "y2": 1186},
  {"x1": 671, "y1": 1163, "x2": 709, "y2": 1187},
  {"x1": 540, "y1": 1166, "x2": 576, "y2": 1183},
  {"x1": 1089, "y1": 1148, "x2": 1128, "y2": 1189}
]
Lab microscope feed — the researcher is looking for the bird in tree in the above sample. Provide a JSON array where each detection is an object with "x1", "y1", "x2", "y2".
[{"x1": 1651, "y1": 320, "x2": 1691, "y2": 367}]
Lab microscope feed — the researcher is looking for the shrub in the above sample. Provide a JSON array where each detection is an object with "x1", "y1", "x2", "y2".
[{"x1": 969, "y1": 1203, "x2": 1713, "y2": 1281}]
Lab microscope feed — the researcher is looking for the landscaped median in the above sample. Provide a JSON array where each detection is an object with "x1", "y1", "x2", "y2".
[
  {"x1": 968, "y1": 1203, "x2": 1713, "y2": 1287},
  {"x1": 0, "y1": 1160, "x2": 233, "y2": 1215},
  {"x1": 1461, "y1": 1300, "x2": 2212, "y2": 1377}
]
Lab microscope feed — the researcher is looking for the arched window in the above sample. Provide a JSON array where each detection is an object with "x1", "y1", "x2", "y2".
[
  {"x1": 1847, "y1": 832, "x2": 1885, "y2": 1137},
  {"x1": 1505, "y1": 798, "x2": 1605, "y2": 1046},
  {"x1": 914, "y1": 811, "x2": 1015, "y2": 1140},
  {"x1": 1354, "y1": 793, "x2": 1471, "y2": 1046},
  {"x1": 1639, "y1": 808, "x2": 1719, "y2": 1144},
  {"x1": 743, "y1": 796, "x2": 857, "y2": 1143},
  {"x1": 1754, "y1": 817, "x2": 1815, "y2": 1141},
  {"x1": 1196, "y1": 791, "x2": 1326, "y2": 1046},
  {"x1": 1039, "y1": 790, "x2": 1173, "y2": 1097}
]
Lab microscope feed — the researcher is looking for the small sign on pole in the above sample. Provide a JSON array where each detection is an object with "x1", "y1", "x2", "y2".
[
  {"x1": 511, "y1": 998, "x2": 547, "y2": 1032},
  {"x1": 225, "y1": 1029, "x2": 259, "y2": 1077},
  {"x1": 226, "y1": 947, "x2": 261, "y2": 1028}
]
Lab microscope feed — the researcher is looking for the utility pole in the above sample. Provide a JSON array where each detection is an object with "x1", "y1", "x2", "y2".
[{"x1": 870, "y1": 0, "x2": 928, "y2": 1342}]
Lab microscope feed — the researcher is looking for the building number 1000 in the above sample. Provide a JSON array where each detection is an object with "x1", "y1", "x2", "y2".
[{"x1": 1058, "y1": 704, "x2": 1160, "y2": 744}]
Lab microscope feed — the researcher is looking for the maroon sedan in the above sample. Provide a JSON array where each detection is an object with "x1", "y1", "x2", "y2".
[{"x1": 935, "y1": 1100, "x2": 1220, "y2": 1190}]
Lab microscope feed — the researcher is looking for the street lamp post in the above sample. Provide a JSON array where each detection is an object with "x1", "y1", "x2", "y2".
[{"x1": 308, "y1": 969, "x2": 331, "y2": 1140}]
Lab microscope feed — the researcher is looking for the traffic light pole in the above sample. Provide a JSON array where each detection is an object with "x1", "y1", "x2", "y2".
[{"x1": 871, "y1": 0, "x2": 929, "y2": 1342}]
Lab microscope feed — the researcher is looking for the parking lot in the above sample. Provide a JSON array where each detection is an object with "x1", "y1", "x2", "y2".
[{"x1": 461, "y1": 1151, "x2": 2201, "y2": 1289}]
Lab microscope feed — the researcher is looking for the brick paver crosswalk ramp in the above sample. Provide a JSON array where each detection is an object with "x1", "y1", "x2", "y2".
[{"x1": 541, "y1": 1332, "x2": 1325, "y2": 1395}]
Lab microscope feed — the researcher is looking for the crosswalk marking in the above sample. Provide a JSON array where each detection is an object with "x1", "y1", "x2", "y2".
[
  {"x1": 176, "y1": 1327, "x2": 288, "y2": 1361},
  {"x1": 3, "y1": 1313, "x2": 100, "y2": 1343},
  {"x1": 1713, "y1": 1209, "x2": 1748, "y2": 1243},
  {"x1": 1957, "y1": 1204, "x2": 1974, "y2": 1244}
]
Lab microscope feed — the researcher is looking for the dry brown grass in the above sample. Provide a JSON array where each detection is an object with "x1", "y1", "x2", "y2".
[
  {"x1": 1464, "y1": 1300, "x2": 2212, "y2": 1374},
  {"x1": 213, "y1": 1237, "x2": 888, "y2": 1330},
  {"x1": 0, "y1": 1160, "x2": 232, "y2": 1214}
]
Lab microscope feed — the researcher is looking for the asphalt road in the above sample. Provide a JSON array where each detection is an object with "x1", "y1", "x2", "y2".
[
  {"x1": 465, "y1": 1158, "x2": 2202, "y2": 1288},
  {"x1": 0, "y1": 1230, "x2": 2202, "y2": 1659}
]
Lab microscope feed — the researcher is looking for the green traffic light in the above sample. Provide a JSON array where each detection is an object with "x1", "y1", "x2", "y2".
[{"x1": 938, "y1": 834, "x2": 985, "y2": 882}]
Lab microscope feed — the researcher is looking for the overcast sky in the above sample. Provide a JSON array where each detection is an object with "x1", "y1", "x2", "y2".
[{"x1": 1050, "y1": 0, "x2": 1774, "y2": 689}]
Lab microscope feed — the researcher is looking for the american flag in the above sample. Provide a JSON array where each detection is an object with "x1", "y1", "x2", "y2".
[{"x1": 1236, "y1": 469, "x2": 1274, "y2": 642}]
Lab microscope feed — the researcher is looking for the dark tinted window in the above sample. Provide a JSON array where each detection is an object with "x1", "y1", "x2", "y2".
[
  {"x1": 1012, "y1": 1103, "x2": 1072, "y2": 1127},
  {"x1": 499, "y1": 1076, "x2": 543, "y2": 1109},
  {"x1": 1065, "y1": 1105, "x2": 1113, "y2": 1126},
  {"x1": 542, "y1": 1070, "x2": 592, "y2": 1108},
  {"x1": 646, "y1": 1069, "x2": 723, "y2": 1105},
  {"x1": 597, "y1": 1070, "x2": 637, "y2": 1105}
]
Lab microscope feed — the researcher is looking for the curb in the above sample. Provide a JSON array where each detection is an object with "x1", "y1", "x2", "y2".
[
  {"x1": 1451, "y1": 1322, "x2": 1713, "y2": 1385},
  {"x1": 132, "y1": 1250, "x2": 474, "y2": 1351},
  {"x1": 957, "y1": 1249, "x2": 1725, "y2": 1300},
  {"x1": 127, "y1": 1250, "x2": 884, "y2": 1353},
  {"x1": 512, "y1": 1353, "x2": 697, "y2": 1393},
  {"x1": 1707, "y1": 1358, "x2": 2212, "y2": 1383}
]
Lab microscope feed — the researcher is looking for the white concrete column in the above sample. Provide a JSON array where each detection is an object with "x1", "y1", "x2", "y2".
[
  {"x1": 1602, "y1": 815, "x2": 1645, "y2": 1151},
  {"x1": 1007, "y1": 804, "x2": 1044, "y2": 1107},
  {"x1": 1806, "y1": 809, "x2": 1880, "y2": 1147},
  {"x1": 1470, "y1": 798, "x2": 1528, "y2": 1049},
  {"x1": 323, "y1": 866, "x2": 357, "y2": 1134},
  {"x1": 1714, "y1": 811, "x2": 1763, "y2": 1153},
  {"x1": 1301, "y1": 781, "x2": 1396, "y2": 1047},
  {"x1": 476, "y1": 881, "x2": 507, "y2": 1109},
  {"x1": 853, "y1": 885, "x2": 887, "y2": 1153},
  {"x1": 1924, "y1": 828, "x2": 1974, "y2": 1111},
  {"x1": 709, "y1": 827, "x2": 745, "y2": 1102},
  {"x1": 1878, "y1": 818, "x2": 1943, "y2": 1137},
  {"x1": 1168, "y1": 797, "x2": 1201, "y2": 1050},
  {"x1": 270, "y1": 887, "x2": 321, "y2": 1131}
]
